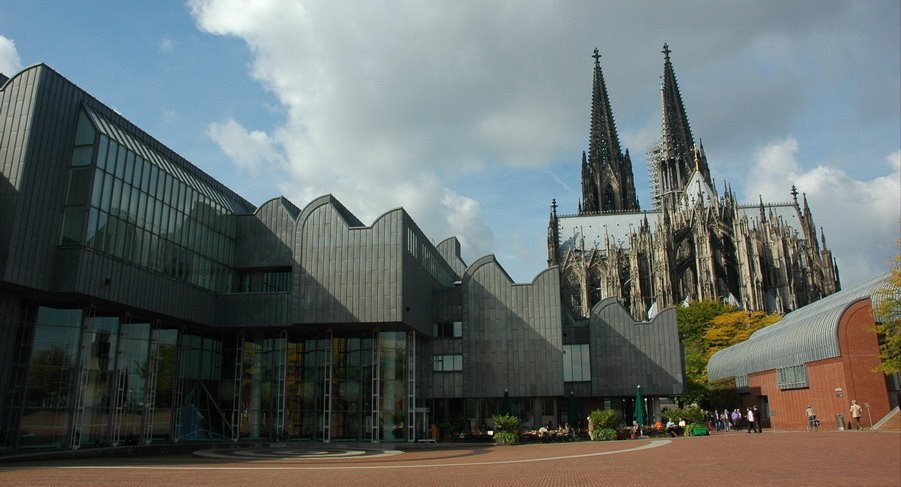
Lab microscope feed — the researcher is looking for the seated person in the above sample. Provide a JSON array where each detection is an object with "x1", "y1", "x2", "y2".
[
  {"x1": 538, "y1": 425, "x2": 549, "y2": 441},
  {"x1": 630, "y1": 420, "x2": 641, "y2": 439},
  {"x1": 665, "y1": 419, "x2": 682, "y2": 437},
  {"x1": 653, "y1": 419, "x2": 664, "y2": 433}
]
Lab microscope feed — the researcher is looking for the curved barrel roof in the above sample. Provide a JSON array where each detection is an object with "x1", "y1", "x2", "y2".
[{"x1": 707, "y1": 273, "x2": 888, "y2": 380}]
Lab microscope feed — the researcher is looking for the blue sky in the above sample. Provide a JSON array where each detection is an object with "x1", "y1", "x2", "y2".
[{"x1": 1, "y1": 1, "x2": 899, "y2": 288}]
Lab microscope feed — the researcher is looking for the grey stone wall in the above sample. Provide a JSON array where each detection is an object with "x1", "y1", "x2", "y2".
[
  {"x1": 462, "y1": 258, "x2": 563, "y2": 398},
  {"x1": 589, "y1": 298, "x2": 683, "y2": 397}
]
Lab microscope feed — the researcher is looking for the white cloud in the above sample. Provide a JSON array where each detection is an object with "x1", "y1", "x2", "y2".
[
  {"x1": 0, "y1": 35, "x2": 22, "y2": 76},
  {"x1": 206, "y1": 119, "x2": 283, "y2": 175},
  {"x1": 159, "y1": 36, "x2": 175, "y2": 52},
  {"x1": 745, "y1": 138, "x2": 901, "y2": 286},
  {"x1": 188, "y1": 0, "x2": 508, "y2": 263},
  {"x1": 185, "y1": 0, "x2": 900, "y2": 281}
]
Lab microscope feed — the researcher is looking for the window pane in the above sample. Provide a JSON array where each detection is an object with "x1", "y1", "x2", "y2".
[
  {"x1": 60, "y1": 207, "x2": 85, "y2": 245},
  {"x1": 123, "y1": 151, "x2": 135, "y2": 183},
  {"x1": 65, "y1": 167, "x2": 92, "y2": 206},
  {"x1": 71, "y1": 146, "x2": 93, "y2": 166},
  {"x1": 75, "y1": 111, "x2": 96, "y2": 145},
  {"x1": 106, "y1": 141, "x2": 119, "y2": 174},
  {"x1": 114, "y1": 145, "x2": 126, "y2": 179},
  {"x1": 96, "y1": 135, "x2": 109, "y2": 170}
]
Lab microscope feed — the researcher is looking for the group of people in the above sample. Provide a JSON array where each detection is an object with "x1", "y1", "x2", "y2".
[
  {"x1": 535, "y1": 422, "x2": 575, "y2": 442},
  {"x1": 705, "y1": 407, "x2": 762, "y2": 433},
  {"x1": 806, "y1": 399, "x2": 865, "y2": 431}
]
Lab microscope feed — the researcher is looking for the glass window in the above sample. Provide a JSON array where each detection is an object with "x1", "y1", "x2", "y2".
[
  {"x1": 115, "y1": 145, "x2": 126, "y2": 179},
  {"x1": 148, "y1": 164, "x2": 159, "y2": 196},
  {"x1": 64, "y1": 167, "x2": 92, "y2": 206},
  {"x1": 60, "y1": 207, "x2": 85, "y2": 245},
  {"x1": 71, "y1": 146, "x2": 93, "y2": 166},
  {"x1": 100, "y1": 173, "x2": 113, "y2": 211},
  {"x1": 74, "y1": 111, "x2": 96, "y2": 146},
  {"x1": 432, "y1": 354, "x2": 462, "y2": 372},
  {"x1": 96, "y1": 135, "x2": 109, "y2": 170},
  {"x1": 123, "y1": 151, "x2": 134, "y2": 183},
  {"x1": 106, "y1": 141, "x2": 119, "y2": 175},
  {"x1": 132, "y1": 155, "x2": 143, "y2": 187},
  {"x1": 110, "y1": 178, "x2": 122, "y2": 214},
  {"x1": 563, "y1": 344, "x2": 590, "y2": 382}
]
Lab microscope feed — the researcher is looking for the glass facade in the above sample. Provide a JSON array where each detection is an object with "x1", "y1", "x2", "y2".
[
  {"x1": 60, "y1": 109, "x2": 239, "y2": 292},
  {"x1": 1, "y1": 307, "x2": 422, "y2": 449},
  {"x1": 1, "y1": 306, "x2": 179, "y2": 450}
]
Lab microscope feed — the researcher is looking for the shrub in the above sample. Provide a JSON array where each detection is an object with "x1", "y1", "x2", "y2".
[
  {"x1": 492, "y1": 414, "x2": 521, "y2": 432},
  {"x1": 589, "y1": 409, "x2": 620, "y2": 430},
  {"x1": 685, "y1": 423, "x2": 707, "y2": 436},
  {"x1": 494, "y1": 431, "x2": 518, "y2": 444},
  {"x1": 594, "y1": 427, "x2": 618, "y2": 441}
]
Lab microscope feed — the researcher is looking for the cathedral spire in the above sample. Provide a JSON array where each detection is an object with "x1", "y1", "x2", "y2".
[
  {"x1": 580, "y1": 48, "x2": 639, "y2": 214},
  {"x1": 657, "y1": 44, "x2": 712, "y2": 193},
  {"x1": 660, "y1": 43, "x2": 693, "y2": 161},
  {"x1": 588, "y1": 48, "x2": 622, "y2": 164}
]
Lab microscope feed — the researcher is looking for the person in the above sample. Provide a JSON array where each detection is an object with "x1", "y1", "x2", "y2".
[
  {"x1": 731, "y1": 409, "x2": 741, "y2": 431},
  {"x1": 752, "y1": 405, "x2": 762, "y2": 433},
  {"x1": 587, "y1": 415, "x2": 595, "y2": 441},
  {"x1": 806, "y1": 405, "x2": 818, "y2": 431},
  {"x1": 850, "y1": 400, "x2": 863, "y2": 430},
  {"x1": 654, "y1": 418, "x2": 664, "y2": 434},
  {"x1": 721, "y1": 410, "x2": 731, "y2": 431},
  {"x1": 538, "y1": 424, "x2": 549, "y2": 442},
  {"x1": 746, "y1": 407, "x2": 755, "y2": 433},
  {"x1": 665, "y1": 418, "x2": 679, "y2": 437}
]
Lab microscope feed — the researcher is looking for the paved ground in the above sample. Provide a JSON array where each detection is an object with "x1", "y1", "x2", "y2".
[{"x1": 0, "y1": 430, "x2": 898, "y2": 486}]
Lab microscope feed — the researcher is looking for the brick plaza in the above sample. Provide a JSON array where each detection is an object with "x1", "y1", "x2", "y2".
[{"x1": 1, "y1": 430, "x2": 898, "y2": 487}]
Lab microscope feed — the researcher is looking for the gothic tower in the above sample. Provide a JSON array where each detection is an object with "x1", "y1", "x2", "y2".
[
  {"x1": 580, "y1": 48, "x2": 640, "y2": 214},
  {"x1": 652, "y1": 44, "x2": 712, "y2": 210}
]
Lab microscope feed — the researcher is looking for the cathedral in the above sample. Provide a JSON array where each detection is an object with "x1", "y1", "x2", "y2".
[{"x1": 548, "y1": 45, "x2": 841, "y2": 321}]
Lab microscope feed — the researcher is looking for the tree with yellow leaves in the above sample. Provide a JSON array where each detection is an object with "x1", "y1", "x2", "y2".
[{"x1": 873, "y1": 251, "x2": 901, "y2": 374}]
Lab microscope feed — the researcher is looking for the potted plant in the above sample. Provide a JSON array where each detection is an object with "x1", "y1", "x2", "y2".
[{"x1": 492, "y1": 414, "x2": 521, "y2": 445}]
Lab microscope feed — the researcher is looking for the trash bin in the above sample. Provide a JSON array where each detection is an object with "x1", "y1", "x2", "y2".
[{"x1": 835, "y1": 414, "x2": 845, "y2": 431}]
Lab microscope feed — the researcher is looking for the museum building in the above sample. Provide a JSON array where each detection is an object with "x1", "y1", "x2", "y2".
[
  {"x1": 707, "y1": 274, "x2": 900, "y2": 431},
  {"x1": 0, "y1": 65, "x2": 684, "y2": 451}
]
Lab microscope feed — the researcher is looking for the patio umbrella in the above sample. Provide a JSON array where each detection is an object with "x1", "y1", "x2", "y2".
[
  {"x1": 567, "y1": 391, "x2": 579, "y2": 427},
  {"x1": 634, "y1": 385, "x2": 646, "y2": 425},
  {"x1": 500, "y1": 389, "x2": 511, "y2": 416}
]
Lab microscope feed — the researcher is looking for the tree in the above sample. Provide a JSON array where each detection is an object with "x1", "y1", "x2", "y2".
[
  {"x1": 676, "y1": 300, "x2": 736, "y2": 343},
  {"x1": 704, "y1": 311, "x2": 782, "y2": 364},
  {"x1": 874, "y1": 252, "x2": 901, "y2": 374},
  {"x1": 676, "y1": 300, "x2": 779, "y2": 407}
]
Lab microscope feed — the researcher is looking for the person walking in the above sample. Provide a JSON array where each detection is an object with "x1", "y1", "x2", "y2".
[
  {"x1": 731, "y1": 409, "x2": 741, "y2": 431},
  {"x1": 806, "y1": 405, "x2": 818, "y2": 431},
  {"x1": 746, "y1": 407, "x2": 755, "y2": 433},
  {"x1": 850, "y1": 400, "x2": 863, "y2": 430},
  {"x1": 752, "y1": 405, "x2": 762, "y2": 433}
]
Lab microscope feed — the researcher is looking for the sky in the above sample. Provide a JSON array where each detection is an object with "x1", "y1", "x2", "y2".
[{"x1": 1, "y1": 1, "x2": 899, "y2": 288}]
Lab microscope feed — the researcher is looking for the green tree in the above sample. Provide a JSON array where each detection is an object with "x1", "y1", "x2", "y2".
[
  {"x1": 676, "y1": 300, "x2": 736, "y2": 343},
  {"x1": 874, "y1": 252, "x2": 901, "y2": 374},
  {"x1": 676, "y1": 300, "x2": 779, "y2": 407}
]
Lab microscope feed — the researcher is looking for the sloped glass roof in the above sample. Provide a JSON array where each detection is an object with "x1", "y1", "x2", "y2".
[{"x1": 84, "y1": 106, "x2": 256, "y2": 214}]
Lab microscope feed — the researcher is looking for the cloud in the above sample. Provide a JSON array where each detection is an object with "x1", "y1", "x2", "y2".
[
  {"x1": 0, "y1": 35, "x2": 22, "y2": 76},
  {"x1": 744, "y1": 138, "x2": 901, "y2": 286},
  {"x1": 185, "y1": 0, "x2": 899, "y2": 281},
  {"x1": 159, "y1": 36, "x2": 175, "y2": 52},
  {"x1": 206, "y1": 118, "x2": 284, "y2": 175}
]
